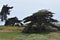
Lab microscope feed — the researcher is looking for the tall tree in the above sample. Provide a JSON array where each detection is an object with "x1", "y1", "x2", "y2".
[
  {"x1": 0, "y1": 4, "x2": 13, "y2": 21},
  {"x1": 23, "y1": 9, "x2": 59, "y2": 33}
]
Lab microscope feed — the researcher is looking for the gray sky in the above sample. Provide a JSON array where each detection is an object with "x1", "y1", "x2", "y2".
[{"x1": 0, "y1": 0, "x2": 60, "y2": 25}]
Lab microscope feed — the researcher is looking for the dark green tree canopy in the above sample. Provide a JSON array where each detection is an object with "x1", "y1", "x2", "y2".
[
  {"x1": 23, "y1": 9, "x2": 59, "y2": 33},
  {"x1": 5, "y1": 17, "x2": 23, "y2": 26},
  {"x1": 23, "y1": 9, "x2": 58, "y2": 25}
]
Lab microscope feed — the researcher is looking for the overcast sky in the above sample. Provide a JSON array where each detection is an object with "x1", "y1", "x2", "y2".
[{"x1": 0, "y1": 0, "x2": 60, "y2": 25}]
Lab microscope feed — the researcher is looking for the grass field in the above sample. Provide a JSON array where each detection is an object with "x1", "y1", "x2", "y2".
[
  {"x1": 0, "y1": 26, "x2": 60, "y2": 40},
  {"x1": 0, "y1": 32, "x2": 60, "y2": 40}
]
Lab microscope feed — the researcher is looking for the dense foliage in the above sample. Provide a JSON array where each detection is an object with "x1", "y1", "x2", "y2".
[{"x1": 23, "y1": 9, "x2": 59, "y2": 33}]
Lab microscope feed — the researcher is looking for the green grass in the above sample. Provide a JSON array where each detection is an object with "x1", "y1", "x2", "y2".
[
  {"x1": 0, "y1": 32, "x2": 20, "y2": 40},
  {"x1": 0, "y1": 32, "x2": 60, "y2": 40},
  {"x1": 0, "y1": 26, "x2": 60, "y2": 40}
]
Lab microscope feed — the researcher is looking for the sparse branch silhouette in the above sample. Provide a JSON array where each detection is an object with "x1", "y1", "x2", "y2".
[{"x1": 0, "y1": 4, "x2": 13, "y2": 21}]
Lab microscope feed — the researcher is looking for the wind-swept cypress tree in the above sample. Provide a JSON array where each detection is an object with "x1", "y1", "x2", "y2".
[{"x1": 23, "y1": 9, "x2": 59, "y2": 33}]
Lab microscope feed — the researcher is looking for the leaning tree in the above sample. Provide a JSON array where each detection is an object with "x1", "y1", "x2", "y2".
[{"x1": 23, "y1": 9, "x2": 59, "y2": 33}]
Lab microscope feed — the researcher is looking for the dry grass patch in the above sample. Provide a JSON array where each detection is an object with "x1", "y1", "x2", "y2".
[{"x1": 0, "y1": 26, "x2": 24, "y2": 32}]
